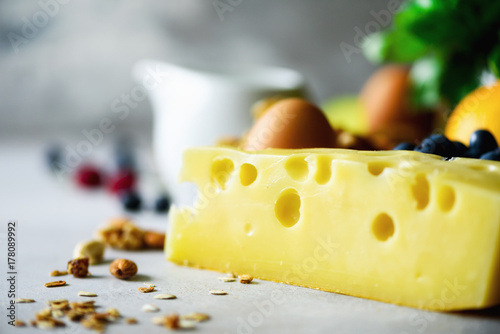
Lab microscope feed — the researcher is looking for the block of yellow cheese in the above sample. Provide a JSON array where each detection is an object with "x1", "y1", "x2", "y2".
[{"x1": 166, "y1": 147, "x2": 500, "y2": 310}]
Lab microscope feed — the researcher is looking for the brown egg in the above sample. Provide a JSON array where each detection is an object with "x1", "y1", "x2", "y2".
[
  {"x1": 242, "y1": 98, "x2": 336, "y2": 151},
  {"x1": 359, "y1": 65, "x2": 435, "y2": 148},
  {"x1": 360, "y1": 65, "x2": 411, "y2": 131}
]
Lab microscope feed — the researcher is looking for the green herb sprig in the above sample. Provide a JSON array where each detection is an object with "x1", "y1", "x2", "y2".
[{"x1": 363, "y1": 0, "x2": 500, "y2": 110}]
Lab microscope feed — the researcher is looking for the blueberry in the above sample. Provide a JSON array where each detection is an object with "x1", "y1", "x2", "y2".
[
  {"x1": 415, "y1": 136, "x2": 442, "y2": 155},
  {"x1": 466, "y1": 148, "x2": 482, "y2": 158},
  {"x1": 414, "y1": 140, "x2": 436, "y2": 154},
  {"x1": 480, "y1": 148, "x2": 500, "y2": 161},
  {"x1": 414, "y1": 134, "x2": 456, "y2": 158},
  {"x1": 120, "y1": 192, "x2": 142, "y2": 212},
  {"x1": 452, "y1": 141, "x2": 468, "y2": 157},
  {"x1": 46, "y1": 144, "x2": 62, "y2": 170},
  {"x1": 393, "y1": 142, "x2": 416, "y2": 151},
  {"x1": 115, "y1": 149, "x2": 135, "y2": 170},
  {"x1": 114, "y1": 136, "x2": 136, "y2": 170},
  {"x1": 428, "y1": 134, "x2": 445, "y2": 141},
  {"x1": 432, "y1": 134, "x2": 456, "y2": 157},
  {"x1": 469, "y1": 130, "x2": 498, "y2": 157},
  {"x1": 154, "y1": 195, "x2": 171, "y2": 214}
]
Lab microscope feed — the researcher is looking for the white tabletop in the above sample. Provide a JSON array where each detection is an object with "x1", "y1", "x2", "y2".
[{"x1": 1, "y1": 139, "x2": 499, "y2": 334}]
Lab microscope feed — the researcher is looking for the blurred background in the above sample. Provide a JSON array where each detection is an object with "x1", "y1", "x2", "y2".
[{"x1": 0, "y1": 0, "x2": 390, "y2": 139}]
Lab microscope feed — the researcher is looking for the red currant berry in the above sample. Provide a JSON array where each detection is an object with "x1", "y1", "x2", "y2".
[
  {"x1": 75, "y1": 165, "x2": 102, "y2": 188},
  {"x1": 107, "y1": 169, "x2": 136, "y2": 194}
]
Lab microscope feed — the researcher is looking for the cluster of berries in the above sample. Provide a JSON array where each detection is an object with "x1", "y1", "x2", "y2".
[
  {"x1": 394, "y1": 130, "x2": 500, "y2": 161},
  {"x1": 46, "y1": 140, "x2": 170, "y2": 213}
]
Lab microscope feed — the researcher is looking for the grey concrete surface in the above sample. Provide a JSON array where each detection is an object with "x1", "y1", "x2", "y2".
[{"x1": 1, "y1": 0, "x2": 392, "y2": 137}]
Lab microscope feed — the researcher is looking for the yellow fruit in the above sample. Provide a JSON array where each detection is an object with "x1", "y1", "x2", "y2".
[
  {"x1": 321, "y1": 95, "x2": 369, "y2": 135},
  {"x1": 445, "y1": 81, "x2": 500, "y2": 145}
]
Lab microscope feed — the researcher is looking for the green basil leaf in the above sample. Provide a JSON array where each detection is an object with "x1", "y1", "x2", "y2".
[
  {"x1": 439, "y1": 54, "x2": 484, "y2": 108},
  {"x1": 362, "y1": 30, "x2": 428, "y2": 63},
  {"x1": 394, "y1": 1, "x2": 469, "y2": 50},
  {"x1": 488, "y1": 43, "x2": 500, "y2": 78}
]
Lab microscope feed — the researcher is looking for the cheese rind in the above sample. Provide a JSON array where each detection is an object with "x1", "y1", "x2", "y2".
[{"x1": 166, "y1": 147, "x2": 500, "y2": 310}]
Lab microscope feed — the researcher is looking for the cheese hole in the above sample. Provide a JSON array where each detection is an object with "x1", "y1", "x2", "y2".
[
  {"x1": 285, "y1": 157, "x2": 309, "y2": 182},
  {"x1": 240, "y1": 163, "x2": 258, "y2": 186},
  {"x1": 411, "y1": 174, "x2": 429, "y2": 210},
  {"x1": 244, "y1": 223, "x2": 254, "y2": 236},
  {"x1": 315, "y1": 156, "x2": 332, "y2": 185},
  {"x1": 437, "y1": 185, "x2": 455, "y2": 212},
  {"x1": 275, "y1": 189, "x2": 301, "y2": 228},
  {"x1": 372, "y1": 213, "x2": 395, "y2": 241},
  {"x1": 367, "y1": 161, "x2": 392, "y2": 176},
  {"x1": 468, "y1": 164, "x2": 497, "y2": 172},
  {"x1": 468, "y1": 164, "x2": 488, "y2": 171},
  {"x1": 211, "y1": 158, "x2": 234, "y2": 190}
]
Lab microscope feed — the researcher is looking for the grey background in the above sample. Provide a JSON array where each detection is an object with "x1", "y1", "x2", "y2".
[{"x1": 0, "y1": 0, "x2": 392, "y2": 138}]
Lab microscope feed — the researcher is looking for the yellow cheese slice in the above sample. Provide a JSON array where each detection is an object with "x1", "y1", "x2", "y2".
[{"x1": 166, "y1": 147, "x2": 500, "y2": 310}]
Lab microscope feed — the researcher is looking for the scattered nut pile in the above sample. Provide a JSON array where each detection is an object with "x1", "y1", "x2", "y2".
[
  {"x1": 16, "y1": 217, "x2": 258, "y2": 332},
  {"x1": 27, "y1": 299, "x2": 122, "y2": 331}
]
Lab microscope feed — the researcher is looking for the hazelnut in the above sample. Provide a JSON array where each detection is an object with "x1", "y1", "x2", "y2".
[
  {"x1": 143, "y1": 231, "x2": 165, "y2": 249},
  {"x1": 67, "y1": 258, "x2": 89, "y2": 278},
  {"x1": 109, "y1": 259, "x2": 137, "y2": 280}
]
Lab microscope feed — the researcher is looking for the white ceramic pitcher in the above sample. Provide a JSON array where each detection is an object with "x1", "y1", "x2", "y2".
[{"x1": 132, "y1": 59, "x2": 307, "y2": 204}]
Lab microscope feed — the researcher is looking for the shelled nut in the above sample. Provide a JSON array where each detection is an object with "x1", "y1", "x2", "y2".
[
  {"x1": 109, "y1": 259, "x2": 137, "y2": 280},
  {"x1": 73, "y1": 240, "x2": 105, "y2": 265}
]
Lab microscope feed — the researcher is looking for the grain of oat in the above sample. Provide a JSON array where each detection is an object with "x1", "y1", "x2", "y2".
[
  {"x1": 47, "y1": 299, "x2": 69, "y2": 312},
  {"x1": 44, "y1": 280, "x2": 66, "y2": 288},
  {"x1": 106, "y1": 308, "x2": 121, "y2": 319},
  {"x1": 179, "y1": 319, "x2": 196, "y2": 329},
  {"x1": 35, "y1": 320, "x2": 55, "y2": 329},
  {"x1": 78, "y1": 291, "x2": 97, "y2": 297},
  {"x1": 164, "y1": 314, "x2": 180, "y2": 330},
  {"x1": 180, "y1": 312, "x2": 210, "y2": 322},
  {"x1": 15, "y1": 298, "x2": 35, "y2": 303},
  {"x1": 49, "y1": 270, "x2": 68, "y2": 277},
  {"x1": 218, "y1": 276, "x2": 236, "y2": 282},
  {"x1": 239, "y1": 275, "x2": 253, "y2": 284},
  {"x1": 138, "y1": 286, "x2": 155, "y2": 293},
  {"x1": 142, "y1": 304, "x2": 159, "y2": 312},
  {"x1": 153, "y1": 294, "x2": 176, "y2": 300},
  {"x1": 51, "y1": 309, "x2": 65, "y2": 318}
]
